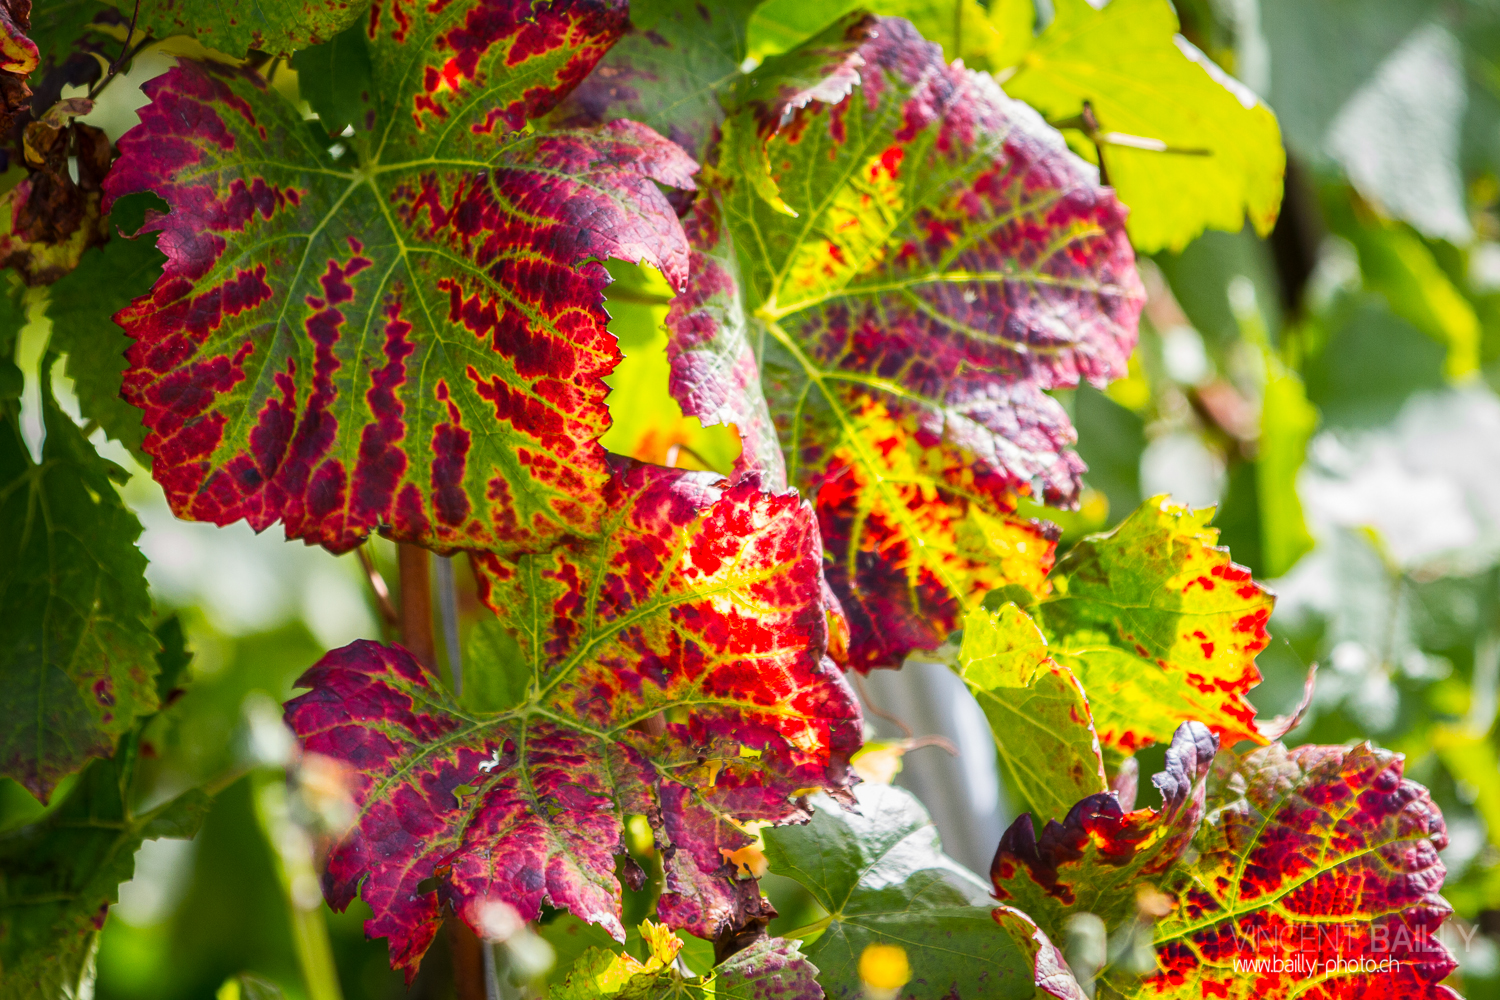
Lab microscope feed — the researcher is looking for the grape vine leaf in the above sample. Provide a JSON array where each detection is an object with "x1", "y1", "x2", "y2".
[
  {"x1": 1142, "y1": 741, "x2": 1460, "y2": 1000},
  {"x1": 103, "y1": 0, "x2": 366, "y2": 56},
  {"x1": 0, "y1": 622, "x2": 210, "y2": 1000},
  {"x1": 955, "y1": 602, "x2": 1107, "y2": 825},
  {"x1": 0, "y1": 365, "x2": 159, "y2": 802},
  {"x1": 27, "y1": 0, "x2": 113, "y2": 73},
  {"x1": 1035, "y1": 497, "x2": 1274, "y2": 753},
  {"x1": 0, "y1": 0, "x2": 37, "y2": 135},
  {"x1": 47, "y1": 232, "x2": 168, "y2": 465},
  {"x1": 105, "y1": 0, "x2": 700, "y2": 555},
  {"x1": 555, "y1": 919, "x2": 687, "y2": 1000},
  {"x1": 0, "y1": 118, "x2": 111, "y2": 286},
  {"x1": 715, "y1": 14, "x2": 1143, "y2": 670},
  {"x1": 989, "y1": 721, "x2": 1217, "y2": 941},
  {"x1": 999, "y1": 0, "x2": 1285, "y2": 254},
  {"x1": 559, "y1": 928, "x2": 822, "y2": 1000},
  {"x1": 286, "y1": 464, "x2": 861, "y2": 978},
  {"x1": 548, "y1": 0, "x2": 760, "y2": 165},
  {"x1": 762, "y1": 782, "x2": 1085, "y2": 1000}
]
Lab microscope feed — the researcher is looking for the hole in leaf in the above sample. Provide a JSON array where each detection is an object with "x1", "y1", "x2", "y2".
[{"x1": 600, "y1": 261, "x2": 741, "y2": 476}]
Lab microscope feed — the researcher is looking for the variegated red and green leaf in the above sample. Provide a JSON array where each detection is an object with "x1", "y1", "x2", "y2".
[
  {"x1": 707, "y1": 14, "x2": 1143, "y2": 670},
  {"x1": 285, "y1": 463, "x2": 860, "y2": 977},
  {"x1": 1037, "y1": 497, "x2": 1274, "y2": 753},
  {"x1": 105, "y1": 0, "x2": 702, "y2": 555},
  {"x1": 810, "y1": 397, "x2": 1063, "y2": 670},
  {"x1": 1141, "y1": 742, "x2": 1459, "y2": 1000},
  {"x1": 989, "y1": 721, "x2": 1218, "y2": 941}
]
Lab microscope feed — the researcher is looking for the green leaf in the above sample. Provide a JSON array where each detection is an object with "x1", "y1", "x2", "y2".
[
  {"x1": 0, "y1": 708, "x2": 211, "y2": 1000},
  {"x1": 106, "y1": 0, "x2": 701, "y2": 555},
  {"x1": 1302, "y1": 297, "x2": 1447, "y2": 432},
  {"x1": 598, "y1": 258, "x2": 749, "y2": 479},
  {"x1": 0, "y1": 365, "x2": 158, "y2": 802},
  {"x1": 1071, "y1": 382, "x2": 1144, "y2": 526},
  {"x1": 0, "y1": 277, "x2": 25, "y2": 394},
  {"x1": 761, "y1": 783, "x2": 1084, "y2": 1000},
  {"x1": 28, "y1": 0, "x2": 114, "y2": 72},
  {"x1": 954, "y1": 602, "x2": 1107, "y2": 825},
  {"x1": 47, "y1": 233, "x2": 167, "y2": 465},
  {"x1": 459, "y1": 616, "x2": 529, "y2": 715},
  {"x1": 104, "y1": 0, "x2": 367, "y2": 56},
  {"x1": 1326, "y1": 194, "x2": 1481, "y2": 380},
  {"x1": 150, "y1": 615, "x2": 192, "y2": 703},
  {"x1": 1001, "y1": 0, "x2": 1285, "y2": 253},
  {"x1": 1037, "y1": 498, "x2": 1274, "y2": 753},
  {"x1": 289, "y1": 16, "x2": 374, "y2": 137}
]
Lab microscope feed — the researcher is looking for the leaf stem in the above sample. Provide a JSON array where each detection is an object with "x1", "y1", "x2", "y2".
[
  {"x1": 435, "y1": 554, "x2": 463, "y2": 695},
  {"x1": 778, "y1": 913, "x2": 833, "y2": 940},
  {"x1": 447, "y1": 916, "x2": 488, "y2": 1000},
  {"x1": 356, "y1": 544, "x2": 398, "y2": 635},
  {"x1": 400, "y1": 547, "x2": 485, "y2": 999},
  {"x1": 250, "y1": 771, "x2": 344, "y2": 1000},
  {"x1": 398, "y1": 543, "x2": 437, "y2": 668}
]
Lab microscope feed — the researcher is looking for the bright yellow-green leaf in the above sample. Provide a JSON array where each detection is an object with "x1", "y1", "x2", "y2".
[
  {"x1": 1433, "y1": 728, "x2": 1500, "y2": 850},
  {"x1": 956, "y1": 603, "x2": 1108, "y2": 824},
  {"x1": 746, "y1": 0, "x2": 1035, "y2": 73},
  {"x1": 987, "y1": 0, "x2": 1036, "y2": 72},
  {"x1": 554, "y1": 921, "x2": 683, "y2": 1000},
  {"x1": 1001, "y1": 0, "x2": 1285, "y2": 253},
  {"x1": 744, "y1": 0, "x2": 864, "y2": 61}
]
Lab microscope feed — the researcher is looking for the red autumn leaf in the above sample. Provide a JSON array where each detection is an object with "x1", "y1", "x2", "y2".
[
  {"x1": 103, "y1": 0, "x2": 700, "y2": 555},
  {"x1": 1145, "y1": 741, "x2": 1459, "y2": 1000},
  {"x1": 991, "y1": 731, "x2": 1460, "y2": 999},
  {"x1": 286, "y1": 463, "x2": 861, "y2": 977}
]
